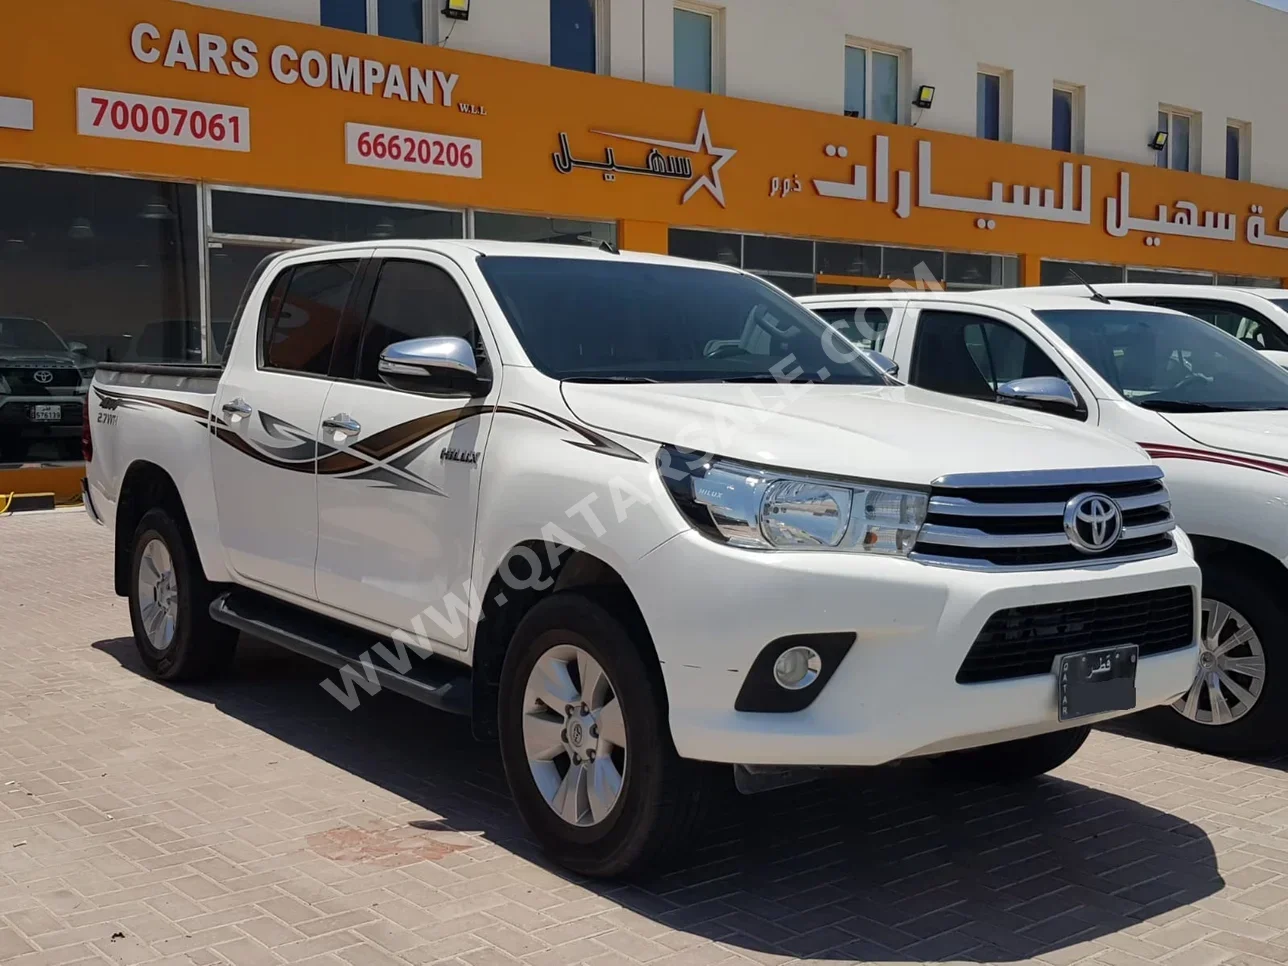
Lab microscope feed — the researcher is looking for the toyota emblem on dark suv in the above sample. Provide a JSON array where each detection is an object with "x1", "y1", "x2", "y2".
[
  {"x1": 33, "y1": 370, "x2": 54, "y2": 384},
  {"x1": 1063, "y1": 492, "x2": 1123, "y2": 554}
]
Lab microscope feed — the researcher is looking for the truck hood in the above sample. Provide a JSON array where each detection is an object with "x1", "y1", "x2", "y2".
[
  {"x1": 560, "y1": 382, "x2": 1149, "y2": 483},
  {"x1": 1162, "y1": 410, "x2": 1288, "y2": 462}
]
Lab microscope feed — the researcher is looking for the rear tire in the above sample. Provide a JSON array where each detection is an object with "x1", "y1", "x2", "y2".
[
  {"x1": 934, "y1": 726, "x2": 1091, "y2": 784},
  {"x1": 1137, "y1": 563, "x2": 1288, "y2": 757},
  {"x1": 128, "y1": 507, "x2": 237, "y2": 682},
  {"x1": 497, "y1": 592, "x2": 713, "y2": 878}
]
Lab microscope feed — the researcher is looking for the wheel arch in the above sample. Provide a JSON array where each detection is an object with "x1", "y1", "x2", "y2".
[
  {"x1": 1189, "y1": 535, "x2": 1288, "y2": 596},
  {"x1": 470, "y1": 541, "x2": 660, "y2": 740},
  {"x1": 113, "y1": 460, "x2": 202, "y2": 597}
]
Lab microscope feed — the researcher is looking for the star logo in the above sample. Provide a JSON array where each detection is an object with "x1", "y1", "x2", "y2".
[{"x1": 591, "y1": 111, "x2": 737, "y2": 208}]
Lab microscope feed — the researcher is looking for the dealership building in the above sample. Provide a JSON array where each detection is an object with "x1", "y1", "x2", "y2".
[{"x1": 2, "y1": 0, "x2": 1288, "y2": 483}]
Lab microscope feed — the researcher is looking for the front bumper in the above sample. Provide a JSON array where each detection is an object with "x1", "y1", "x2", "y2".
[{"x1": 634, "y1": 530, "x2": 1201, "y2": 767}]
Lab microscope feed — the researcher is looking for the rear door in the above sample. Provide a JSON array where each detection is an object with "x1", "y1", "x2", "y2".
[
  {"x1": 211, "y1": 252, "x2": 367, "y2": 599},
  {"x1": 314, "y1": 251, "x2": 500, "y2": 650}
]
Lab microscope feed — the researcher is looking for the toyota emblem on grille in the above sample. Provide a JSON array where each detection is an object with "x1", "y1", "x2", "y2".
[
  {"x1": 33, "y1": 370, "x2": 53, "y2": 384},
  {"x1": 1063, "y1": 492, "x2": 1123, "y2": 554}
]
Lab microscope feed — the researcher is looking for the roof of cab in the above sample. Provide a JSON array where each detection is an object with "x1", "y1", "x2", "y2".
[
  {"x1": 268, "y1": 238, "x2": 744, "y2": 272},
  {"x1": 799, "y1": 288, "x2": 1187, "y2": 315}
]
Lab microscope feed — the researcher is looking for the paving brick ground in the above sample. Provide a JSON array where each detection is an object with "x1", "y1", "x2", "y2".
[{"x1": 6, "y1": 510, "x2": 1288, "y2": 966}]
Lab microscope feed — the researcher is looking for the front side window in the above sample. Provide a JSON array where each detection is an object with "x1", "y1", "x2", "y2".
[
  {"x1": 477, "y1": 257, "x2": 885, "y2": 385},
  {"x1": 356, "y1": 260, "x2": 476, "y2": 382},
  {"x1": 261, "y1": 260, "x2": 358, "y2": 375},
  {"x1": 909, "y1": 310, "x2": 1061, "y2": 400},
  {"x1": 1037, "y1": 308, "x2": 1288, "y2": 412},
  {"x1": 674, "y1": 5, "x2": 716, "y2": 93}
]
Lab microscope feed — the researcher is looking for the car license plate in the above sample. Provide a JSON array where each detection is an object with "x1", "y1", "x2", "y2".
[
  {"x1": 1056, "y1": 644, "x2": 1138, "y2": 721},
  {"x1": 30, "y1": 404, "x2": 61, "y2": 422}
]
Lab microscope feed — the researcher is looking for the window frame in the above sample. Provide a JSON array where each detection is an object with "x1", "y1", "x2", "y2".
[
  {"x1": 333, "y1": 251, "x2": 497, "y2": 392},
  {"x1": 673, "y1": 1, "x2": 724, "y2": 95},
  {"x1": 903, "y1": 303, "x2": 1092, "y2": 421},
  {"x1": 1227, "y1": 118, "x2": 1252, "y2": 181},
  {"x1": 843, "y1": 38, "x2": 906, "y2": 125},
  {"x1": 976, "y1": 66, "x2": 1013, "y2": 142},
  {"x1": 255, "y1": 253, "x2": 366, "y2": 379},
  {"x1": 1157, "y1": 105, "x2": 1200, "y2": 173},
  {"x1": 1051, "y1": 82, "x2": 1085, "y2": 154}
]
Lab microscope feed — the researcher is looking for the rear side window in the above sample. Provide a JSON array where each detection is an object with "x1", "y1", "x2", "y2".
[
  {"x1": 356, "y1": 260, "x2": 477, "y2": 383},
  {"x1": 812, "y1": 306, "x2": 892, "y2": 351},
  {"x1": 260, "y1": 260, "x2": 358, "y2": 375}
]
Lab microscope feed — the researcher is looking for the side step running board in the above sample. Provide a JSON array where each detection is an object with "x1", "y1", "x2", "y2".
[{"x1": 210, "y1": 589, "x2": 471, "y2": 715}]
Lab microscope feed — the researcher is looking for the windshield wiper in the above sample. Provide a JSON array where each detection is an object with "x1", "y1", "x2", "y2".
[
  {"x1": 561, "y1": 375, "x2": 662, "y2": 384},
  {"x1": 1137, "y1": 400, "x2": 1240, "y2": 413}
]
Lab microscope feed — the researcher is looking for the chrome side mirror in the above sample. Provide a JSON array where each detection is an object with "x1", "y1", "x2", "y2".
[
  {"x1": 378, "y1": 336, "x2": 486, "y2": 395},
  {"x1": 997, "y1": 376, "x2": 1080, "y2": 415},
  {"x1": 864, "y1": 350, "x2": 900, "y2": 379}
]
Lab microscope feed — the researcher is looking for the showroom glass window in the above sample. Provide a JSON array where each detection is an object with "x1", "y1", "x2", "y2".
[{"x1": 0, "y1": 167, "x2": 199, "y2": 365}]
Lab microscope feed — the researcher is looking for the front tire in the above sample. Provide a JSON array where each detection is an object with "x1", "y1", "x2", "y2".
[
  {"x1": 497, "y1": 592, "x2": 713, "y2": 878},
  {"x1": 934, "y1": 726, "x2": 1091, "y2": 784},
  {"x1": 128, "y1": 508, "x2": 237, "y2": 681},
  {"x1": 1138, "y1": 564, "x2": 1286, "y2": 756}
]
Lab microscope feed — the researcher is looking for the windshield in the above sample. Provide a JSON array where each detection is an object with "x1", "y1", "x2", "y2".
[
  {"x1": 1036, "y1": 308, "x2": 1288, "y2": 412},
  {"x1": 477, "y1": 257, "x2": 884, "y2": 384},
  {"x1": 0, "y1": 317, "x2": 66, "y2": 353}
]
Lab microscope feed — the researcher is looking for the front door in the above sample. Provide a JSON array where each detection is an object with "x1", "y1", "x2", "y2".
[
  {"x1": 314, "y1": 252, "x2": 498, "y2": 650},
  {"x1": 211, "y1": 253, "x2": 365, "y2": 599}
]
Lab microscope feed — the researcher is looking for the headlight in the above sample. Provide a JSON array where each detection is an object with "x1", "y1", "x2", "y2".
[{"x1": 658, "y1": 444, "x2": 928, "y2": 555}]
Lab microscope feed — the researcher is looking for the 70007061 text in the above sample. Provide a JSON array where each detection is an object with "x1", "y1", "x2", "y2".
[{"x1": 76, "y1": 88, "x2": 250, "y2": 152}]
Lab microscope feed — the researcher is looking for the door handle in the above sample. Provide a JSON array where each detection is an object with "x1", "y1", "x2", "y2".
[
  {"x1": 322, "y1": 413, "x2": 361, "y2": 437},
  {"x1": 221, "y1": 398, "x2": 252, "y2": 419}
]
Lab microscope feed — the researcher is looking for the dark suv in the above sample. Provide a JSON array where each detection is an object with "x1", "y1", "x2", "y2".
[{"x1": 0, "y1": 316, "x2": 94, "y2": 462}]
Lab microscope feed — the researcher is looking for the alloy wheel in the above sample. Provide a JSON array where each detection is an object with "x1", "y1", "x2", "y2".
[
  {"x1": 1172, "y1": 598, "x2": 1266, "y2": 726},
  {"x1": 522, "y1": 644, "x2": 628, "y2": 827},
  {"x1": 137, "y1": 538, "x2": 179, "y2": 651}
]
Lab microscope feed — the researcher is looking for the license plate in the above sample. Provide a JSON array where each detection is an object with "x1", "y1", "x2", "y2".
[
  {"x1": 29, "y1": 404, "x2": 61, "y2": 422},
  {"x1": 1056, "y1": 644, "x2": 1138, "y2": 721}
]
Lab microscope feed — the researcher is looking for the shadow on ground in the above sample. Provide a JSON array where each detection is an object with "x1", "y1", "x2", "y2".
[{"x1": 95, "y1": 634, "x2": 1224, "y2": 963}]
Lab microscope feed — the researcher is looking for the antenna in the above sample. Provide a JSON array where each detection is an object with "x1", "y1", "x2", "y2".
[{"x1": 1067, "y1": 269, "x2": 1111, "y2": 305}]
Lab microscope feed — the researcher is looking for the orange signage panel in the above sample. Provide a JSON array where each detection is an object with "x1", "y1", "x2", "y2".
[{"x1": 2, "y1": 0, "x2": 1288, "y2": 277}]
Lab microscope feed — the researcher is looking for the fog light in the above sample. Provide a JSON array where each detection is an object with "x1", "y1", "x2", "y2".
[{"x1": 773, "y1": 646, "x2": 822, "y2": 690}]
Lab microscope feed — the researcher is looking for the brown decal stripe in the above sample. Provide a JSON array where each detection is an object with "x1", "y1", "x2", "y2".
[
  {"x1": 497, "y1": 404, "x2": 644, "y2": 462},
  {"x1": 95, "y1": 387, "x2": 211, "y2": 423},
  {"x1": 352, "y1": 406, "x2": 491, "y2": 462},
  {"x1": 213, "y1": 426, "x2": 317, "y2": 473},
  {"x1": 316, "y1": 451, "x2": 371, "y2": 475}
]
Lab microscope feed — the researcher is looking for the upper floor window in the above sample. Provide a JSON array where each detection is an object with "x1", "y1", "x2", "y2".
[
  {"x1": 844, "y1": 41, "x2": 902, "y2": 124},
  {"x1": 976, "y1": 68, "x2": 1011, "y2": 141},
  {"x1": 674, "y1": 3, "x2": 723, "y2": 94},
  {"x1": 551, "y1": 0, "x2": 606, "y2": 74},
  {"x1": 1157, "y1": 107, "x2": 1197, "y2": 172},
  {"x1": 1052, "y1": 83, "x2": 1084, "y2": 153},
  {"x1": 1227, "y1": 120, "x2": 1251, "y2": 181},
  {"x1": 321, "y1": 0, "x2": 426, "y2": 43}
]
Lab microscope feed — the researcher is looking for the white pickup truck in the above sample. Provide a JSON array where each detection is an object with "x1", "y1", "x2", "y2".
[
  {"x1": 85, "y1": 240, "x2": 1200, "y2": 877},
  {"x1": 802, "y1": 287, "x2": 1288, "y2": 757}
]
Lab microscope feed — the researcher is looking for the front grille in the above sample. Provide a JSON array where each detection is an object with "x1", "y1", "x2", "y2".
[
  {"x1": 958, "y1": 586, "x2": 1196, "y2": 684},
  {"x1": 910, "y1": 467, "x2": 1176, "y2": 570},
  {"x1": 1, "y1": 365, "x2": 80, "y2": 395}
]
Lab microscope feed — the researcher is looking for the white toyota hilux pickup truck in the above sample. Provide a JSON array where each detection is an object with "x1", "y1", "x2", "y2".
[
  {"x1": 85, "y1": 240, "x2": 1200, "y2": 877},
  {"x1": 802, "y1": 288, "x2": 1288, "y2": 758}
]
